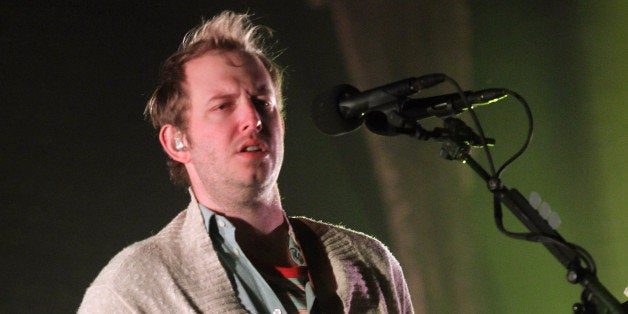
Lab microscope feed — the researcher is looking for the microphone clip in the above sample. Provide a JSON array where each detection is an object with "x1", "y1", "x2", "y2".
[{"x1": 435, "y1": 118, "x2": 495, "y2": 161}]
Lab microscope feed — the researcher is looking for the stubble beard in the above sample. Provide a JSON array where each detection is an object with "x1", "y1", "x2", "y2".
[
  {"x1": 197, "y1": 154, "x2": 282, "y2": 212},
  {"x1": 190, "y1": 127, "x2": 284, "y2": 212}
]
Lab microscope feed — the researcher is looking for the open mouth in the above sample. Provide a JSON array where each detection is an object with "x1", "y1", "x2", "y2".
[{"x1": 242, "y1": 145, "x2": 262, "y2": 152}]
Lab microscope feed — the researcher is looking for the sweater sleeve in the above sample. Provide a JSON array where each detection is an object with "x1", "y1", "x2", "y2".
[
  {"x1": 387, "y1": 249, "x2": 414, "y2": 314},
  {"x1": 78, "y1": 284, "x2": 135, "y2": 314}
]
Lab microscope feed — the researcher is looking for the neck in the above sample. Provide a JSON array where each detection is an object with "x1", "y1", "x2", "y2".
[
  {"x1": 193, "y1": 183, "x2": 284, "y2": 235},
  {"x1": 193, "y1": 185, "x2": 295, "y2": 268},
  {"x1": 234, "y1": 217, "x2": 297, "y2": 270}
]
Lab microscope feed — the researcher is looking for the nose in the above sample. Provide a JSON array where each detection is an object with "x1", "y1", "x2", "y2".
[{"x1": 240, "y1": 99, "x2": 263, "y2": 133}]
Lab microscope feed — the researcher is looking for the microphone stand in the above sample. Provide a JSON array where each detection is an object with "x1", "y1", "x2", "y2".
[{"x1": 417, "y1": 117, "x2": 626, "y2": 313}]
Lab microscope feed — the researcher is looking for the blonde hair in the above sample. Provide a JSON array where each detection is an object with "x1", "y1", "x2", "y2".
[{"x1": 144, "y1": 11, "x2": 284, "y2": 186}]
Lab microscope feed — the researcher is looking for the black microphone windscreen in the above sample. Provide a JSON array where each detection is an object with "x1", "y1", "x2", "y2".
[{"x1": 311, "y1": 84, "x2": 364, "y2": 135}]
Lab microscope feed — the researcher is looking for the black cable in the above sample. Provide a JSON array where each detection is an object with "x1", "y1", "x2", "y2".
[
  {"x1": 492, "y1": 195, "x2": 597, "y2": 274},
  {"x1": 434, "y1": 75, "x2": 598, "y2": 275},
  {"x1": 441, "y1": 75, "x2": 498, "y2": 176},
  {"x1": 495, "y1": 90, "x2": 534, "y2": 178}
]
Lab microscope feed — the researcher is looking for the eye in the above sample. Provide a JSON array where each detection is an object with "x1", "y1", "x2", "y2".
[
  {"x1": 252, "y1": 97, "x2": 273, "y2": 112},
  {"x1": 214, "y1": 102, "x2": 231, "y2": 111}
]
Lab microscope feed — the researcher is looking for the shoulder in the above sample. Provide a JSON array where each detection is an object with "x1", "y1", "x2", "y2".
[
  {"x1": 83, "y1": 234, "x2": 172, "y2": 295},
  {"x1": 290, "y1": 216, "x2": 395, "y2": 263},
  {"x1": 95, "y1": 209, "x2": 189, "y2": 281},
  {"x1": 78, "y1": 238, "x2": 166, "y2": 312},
  {"x1": 80, "y1": 211, "x2": 189, "y2": 311},
  {"x1": 290, "y1": 217, "x2": 413, "y2": 313},
  {"x1": 291, "y1": 216, "x2": 386, "y2": 245},
  {"x1": 96, "y1": 236, "x2": 169, "y2": 283}
]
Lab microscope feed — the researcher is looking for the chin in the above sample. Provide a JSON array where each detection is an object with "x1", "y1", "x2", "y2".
[{"x1": 248, "y1": 173, "x2": 280, "y2": 191}]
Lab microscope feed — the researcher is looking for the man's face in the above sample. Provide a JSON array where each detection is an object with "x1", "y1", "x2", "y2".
[{"x1": 182, "y1": 50, "x2": 284, "y2": 198}]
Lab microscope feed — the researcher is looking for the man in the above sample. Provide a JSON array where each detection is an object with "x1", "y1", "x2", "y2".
[{"x1": 79, "y1": 11, "x2": 413, "y2": 313}]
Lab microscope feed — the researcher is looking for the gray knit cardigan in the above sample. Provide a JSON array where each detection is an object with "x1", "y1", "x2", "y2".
[{"x1": 79, "y1": 196, "x2": 413, "y2": 313}]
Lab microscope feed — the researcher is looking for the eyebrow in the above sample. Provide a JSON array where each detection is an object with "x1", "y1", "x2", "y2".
[
  {"x1": 203, "y1": 84, "x2": 273, "y2": 105},
  {"x1": 252, "y1": 83, "x2": 272, "y2": 96},
  {"x1": 205, "y1": 92, "x2": 237, "y2": 105}
]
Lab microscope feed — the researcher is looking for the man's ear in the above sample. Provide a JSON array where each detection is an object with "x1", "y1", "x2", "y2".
[{"x1": 159, "y1": 124, "x2": 190, "y2": 163}]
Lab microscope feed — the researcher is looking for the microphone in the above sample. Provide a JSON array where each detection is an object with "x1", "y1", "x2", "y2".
[
  {"x1": 365, "y1": 89, "x2": 508, "y2": 136},
  {"x1": 402, "y1": 88, "x2": 507, "y2": 120},
  {"x1": 311, "y1": 74, "x2": 446, "y2": 135}
]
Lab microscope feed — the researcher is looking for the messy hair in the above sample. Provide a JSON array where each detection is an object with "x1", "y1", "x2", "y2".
[{"x1": 144, "y1": 11, "x2": 283, "y2": 186}]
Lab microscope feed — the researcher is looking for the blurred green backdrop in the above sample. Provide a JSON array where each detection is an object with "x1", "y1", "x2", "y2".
[{"x1": 284, "y1": 1, "x2": 628, "y2": 312}]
